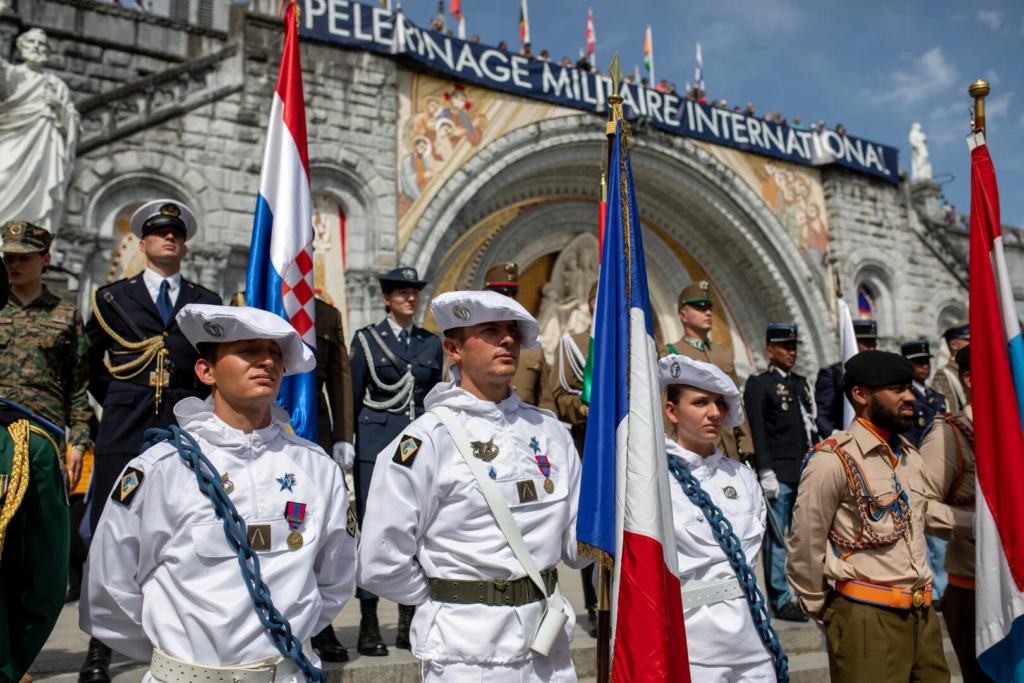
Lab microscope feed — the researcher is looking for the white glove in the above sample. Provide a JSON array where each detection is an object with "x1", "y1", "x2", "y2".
[
  {"x1": 332, "y1": 441, "x2": 356, "y2": 469},
  {"x1": 758, "y1": 468, "x2": 780, "y2": 500}
]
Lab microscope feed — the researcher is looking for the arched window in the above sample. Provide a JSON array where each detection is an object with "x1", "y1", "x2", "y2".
[{"x1": 857, "y1": 282, "x2": 877, "y2": 320}]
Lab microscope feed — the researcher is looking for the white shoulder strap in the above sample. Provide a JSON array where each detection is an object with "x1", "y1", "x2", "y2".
[
  {"x1": 429, "y1": 405, "x2": 566, "y2": 655},
  {"x1": 557, "y1": 334, "x2": 586, "y2": 395}
]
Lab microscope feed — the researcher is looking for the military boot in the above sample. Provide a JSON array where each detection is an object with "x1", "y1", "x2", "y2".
[
  {"x1": 311, "y1": 625, "x2": 349, "y2": 663},
  {"x1": 395, "y1": 604, "x2": 416, "y2": 650},
  {"x1": 357, "y1": 599, "x2": 388, "y2": 656},
  {"x1": 78, "y1": 638, "x2": 112, "y2": 683}
]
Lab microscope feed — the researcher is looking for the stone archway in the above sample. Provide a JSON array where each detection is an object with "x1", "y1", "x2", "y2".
[{"x1": 404, "y1": 114, "x2": 833, "y2": 375}]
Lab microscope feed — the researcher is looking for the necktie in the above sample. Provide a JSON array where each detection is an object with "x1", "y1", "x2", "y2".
[
  {"x1": 399, "y1": 328, "x2": 409, "y2": 351},
  {"x1": 156, "y1": 280, "x2": 173, "y2": 325}
]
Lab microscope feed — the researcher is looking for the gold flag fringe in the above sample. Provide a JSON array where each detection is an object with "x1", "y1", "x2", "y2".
[{"x1": 578, "y1": 541, "x2": 613, "y2": 571}]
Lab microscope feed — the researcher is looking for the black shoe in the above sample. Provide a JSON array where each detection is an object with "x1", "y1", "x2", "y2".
[
  {"x1": 357, "y1": 600, "x2": 388, "y2": 657},
  {"x1": 79, "y1": 638, "x2": 112, "y2": 683},
  {"x1": 65, "y1": 587, "x2": 81, "y2": 603},
  {"x1": 587, "y1": 609, "x2": 598, "y2": 638},
  {"x1": 395, "y1": 604, "x2": 416, "y2": 650},
  {"x1": 311, "y1": 625, "x2": 349, "y2": 663},
  {"x1": 773, "y1": 602, "x2": 809, "y2": 622}
]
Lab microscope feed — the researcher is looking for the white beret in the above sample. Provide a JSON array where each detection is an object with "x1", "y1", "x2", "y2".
[
  {"x1": 431, "y1": 290, "x2": 542, "y2": 350},
  {"x1": 176, "y1": 304, "x2": 315, "y2": 376},
  {"x1": 659, "y1": 355, "x2": 744, "y2": 428},
  {"x1": 129, "y1": 199, "x2": 198, "y2": 241}
]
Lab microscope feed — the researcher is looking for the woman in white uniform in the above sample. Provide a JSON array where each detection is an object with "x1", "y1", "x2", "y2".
[{"x1": 660, "y1": 354, "x2": 786, "y2": 683}]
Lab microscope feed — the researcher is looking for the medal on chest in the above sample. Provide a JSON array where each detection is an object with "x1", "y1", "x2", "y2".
[
  {"x1": 284, "y1": 501, "x2": 306, "y2": 550},
  {"x1": 220, "y1": 472, "x2": 234, "y2": 495},
  {"x1": 530, "y1": 437, "x2": 555, "y2": 493}
]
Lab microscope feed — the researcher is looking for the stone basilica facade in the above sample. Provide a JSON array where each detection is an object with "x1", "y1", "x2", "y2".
[{"x1": 3, "y1": 0, "x2": 1017, "y2": 378}]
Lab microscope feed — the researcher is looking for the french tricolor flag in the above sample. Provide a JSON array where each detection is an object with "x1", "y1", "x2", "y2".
[
  {"x1": 245, "y1": 0, "x2": 317, "y2": 441},
  {"x1": 577, "y1": 119, "x2": 689, "y2": 682},
  {"x1": 970, "y1": 132, "x2": 1024, "y2": 682}
]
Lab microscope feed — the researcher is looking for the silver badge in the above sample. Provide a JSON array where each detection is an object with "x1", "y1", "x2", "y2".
[
  {"x1": 453, "y1": 305, "x2": 470, "y2": 321},
  {"x1": 402, "y1": 268, "x2": 416, "y2": 280},
  {"x1": 670, "y1": 362, "x2": 681, "y2": 379},
  {"x1": 471, "y1": 439, "x2": 499, "y2": 462},
  {"x1": 204, "y1": 322, "x2": 224, "y2": 337},
  {"x1": 723, "y1": 486, "x2": 738, "y2": 499}
]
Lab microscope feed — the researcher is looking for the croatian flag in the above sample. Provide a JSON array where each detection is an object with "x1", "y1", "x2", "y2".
[
  {"x1": 577, "y1": 119, "x2": 689, "y2": 682},
  {"x1": 245, "y1": 0, "x2": 317, "y2": 441},
  {"x1": 970, "y1": 132, "x2": 1024, "y2": 682}
]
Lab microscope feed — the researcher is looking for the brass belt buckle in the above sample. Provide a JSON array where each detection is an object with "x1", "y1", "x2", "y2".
[{"x1": 911, "y1": 590, "x2": 925, "y2": 608}]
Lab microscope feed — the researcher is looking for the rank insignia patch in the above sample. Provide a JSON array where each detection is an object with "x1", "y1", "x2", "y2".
[
  {"x1": 346, "y1": 508, "x2": 357, "y2": 537},
  {"x1": 112, "y1": 467, "x2": 144, "y2": 506},
  {"x1": 394, "y1": 435, "x2": 422, "y2": 468},
  {"x1": 517, "y1": 480, "x2": 538, "y2": 503},
  {"x1": 247, "y1": 524, "x2": 271, "y2": 551}
]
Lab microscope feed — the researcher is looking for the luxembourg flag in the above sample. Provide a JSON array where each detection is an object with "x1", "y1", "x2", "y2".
[
  {"x1": 970, "y1": 131, "x2": 1024, "y2": 682},
  {"x1": 245, "y1": 0, "x2": 317, "y2": 441},
  {"x1": 577, "y1": 119, "x2": 689, "y2": 682}
]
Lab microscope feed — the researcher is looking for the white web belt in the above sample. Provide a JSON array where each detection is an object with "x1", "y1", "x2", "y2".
[
  {"x1": 679, "y1": 577, "x2": 745, "y2": 609},
  {"x1": 149, "y1": 641, "x2": 309, "y2": 683}
]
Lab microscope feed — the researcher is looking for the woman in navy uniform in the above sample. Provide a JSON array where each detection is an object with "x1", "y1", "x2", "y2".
[{"x1": 349, "y1": 267, "x2": 444, "y2": 656}]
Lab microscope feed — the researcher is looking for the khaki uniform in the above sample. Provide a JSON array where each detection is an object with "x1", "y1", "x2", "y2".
[
  {"x1": 314, "y1": 298, "x2": 354, "y2": 454},
  {"x1": 920, "y1": 407, "x2": 990, "y2": 683},
  {"x1": 787, "y1": 419, "x2": 949, "y2": 682},
  {"x1": 660, "y1": 335, "x2": 754, "y2": 460},
  {"x1": 930, "y1": 360, "x2": 966, "y2": 414},
  {"x1": 550, "y1": 331, "x2": 590, "y2": 429}
]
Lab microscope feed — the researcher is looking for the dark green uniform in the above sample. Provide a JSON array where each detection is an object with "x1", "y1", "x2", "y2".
[{"x1": 0, "y1": 222, "x2": 81, "y2": 682}]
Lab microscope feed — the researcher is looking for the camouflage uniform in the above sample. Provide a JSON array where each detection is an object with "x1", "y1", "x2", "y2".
[{"x1": 0, "y1": 223, "x2": 91, "y2": 448}]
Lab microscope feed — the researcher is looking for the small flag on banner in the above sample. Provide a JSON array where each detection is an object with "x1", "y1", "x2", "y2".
[
  {"x1": 643, "y1": 26, "x2": 653, "y2": 84},
  {"x1": 694, "y1": 42, "x2": 704, "y2": 92},
  {"x1": 519, "y1": 0, "x2": 530, "y2": 44},
  {"x1": 585, "y1": 8, "x2": 596, "y2": 63},
  {"x1": 450, "y1": 0, "x2": 465, "y2": 39},
  {"x1": 245, "y1": 0, "x2": 317, "y2": 441}
]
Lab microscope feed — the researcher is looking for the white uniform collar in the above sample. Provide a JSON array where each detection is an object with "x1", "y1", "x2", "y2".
[
  {"x1": 173, "y1": 397, "x2": 292, "y2": 458},
  {"x1": 424, "y1": 377, "x2": 522, "y2": 418},
  {"x1": 771, "y1": 365, "x2": 790, "y2": 379},
  {"x1": 664, "y1": 435, "x2": 723, "y2": 474},
  {"x1": 143, "y1": 267, "x2": 182, "y2": 304},
  {"x1": 387, "y1": 317, "x2": 413, "y2": 338},
  {"x1": 913, "y1": 380, "x2": 927, "y2": 395}
]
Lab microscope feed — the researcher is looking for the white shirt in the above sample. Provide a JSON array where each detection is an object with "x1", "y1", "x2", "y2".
[
  {"x1": 666, "y1": 436, "x2": 771, "y2": 667},
  {"x1": 357, "y1": 379, "x2": 588, "y2": 665},
  {"x1": 771, "y1": 365, "x2": 789, "y2": 379},
  {"x1": 143, "y1": 268, "x2": 181, "y2": 307},
  {"x1": 914, "y1": 380, "x2": 927, "y2": 395},
  {"x1": 387, "y1": 316, "x2": 413, "y2": 340},
  {"x1": 80, "y1": 398, "x2": 356, "y2": 681}
]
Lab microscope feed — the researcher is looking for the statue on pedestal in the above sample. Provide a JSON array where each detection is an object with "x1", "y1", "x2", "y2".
[
  {"x1": 909, "y1": 122, "x2": 932, "y2": 182},
  {"x1": 537, "y1": 233, "x2": 599, "y2": 354},
  {"x1": 0, "y1": 29, "x2": 79, "y2": 232}
]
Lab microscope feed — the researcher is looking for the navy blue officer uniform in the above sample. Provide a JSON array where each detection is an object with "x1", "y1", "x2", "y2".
[
  {"x1": 84, "y1": 201, "x2": 220, "y2": 534},
  {"x1": 814, "y1": 319, "x2": 878, "y2": 436},
  {"x1": 901, "y1": 340, "x2": 947, "y2": 446},
  {"x1": 743, "y1": 323, "x2": 817, "y2": 622},
  {"x1": 348, "y1": 267, "x2": 443, "y2": 656}
]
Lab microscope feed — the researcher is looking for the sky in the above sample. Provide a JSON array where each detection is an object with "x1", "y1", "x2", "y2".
[{"x1": 400, "y1": 0, "x2": 1024, "y2": 226}]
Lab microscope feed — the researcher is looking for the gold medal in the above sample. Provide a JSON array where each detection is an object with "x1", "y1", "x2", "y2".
[
  {"x1": 221, "y1": 473, "x2": 234, "y2": 495},
  {"x1": 543, "y1": 478, "x2": 555, "y2": 494},
  {"x1": 287, "y1": 530, "x2": 303, "y2": 550}
]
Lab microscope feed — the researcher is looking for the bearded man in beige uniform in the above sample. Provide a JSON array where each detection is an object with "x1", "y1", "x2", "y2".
[
  {"x1": 920, "y1": 346, "x2": 990, "y2": 683},
  {"x1": 787, "y1": 350, "x2": 949, "y2": 682},
  {"x1": 660, "y1": 281, "x2": 754, "y2": 462}
]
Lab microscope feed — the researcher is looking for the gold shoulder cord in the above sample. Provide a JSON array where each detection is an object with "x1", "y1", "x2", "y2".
[
  {"x1": 0, "y1": 420, "x2": 31, "y2": 560},
  {"x1": 90, "y1": 289, "x2": 168, "y2": 412}
]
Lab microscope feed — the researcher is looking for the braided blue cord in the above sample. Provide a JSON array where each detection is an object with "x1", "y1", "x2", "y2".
[
  {"x1": 667, "y1": 454, "x2": 789, "y2": 683},
  {"x1": 142, "y1": 426, "x2": 327, "y2": 683}
]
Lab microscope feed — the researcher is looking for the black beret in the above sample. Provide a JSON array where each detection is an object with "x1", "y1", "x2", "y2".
[
  {"x1": 955, "y1": 345, "x2": 970, "y2": 372},
  {"x1": 843, "y1": 350, "x2": 915, "y2": 388}
]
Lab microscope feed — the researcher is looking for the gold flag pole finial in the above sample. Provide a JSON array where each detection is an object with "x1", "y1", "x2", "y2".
[
  {"x1": 969, "y1": 80, "x2": 990, "y2": 133},
  {"x1": 606, "y1": 53, "x2": 624, "y2": 136}
]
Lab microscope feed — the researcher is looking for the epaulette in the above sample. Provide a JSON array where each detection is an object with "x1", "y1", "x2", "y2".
[
  {"x1": 801, "y1": 432, "x2": 854, "y2": 473},
  {"x1": 183, "y1": 280, "x2": 219, "y2": 298}
]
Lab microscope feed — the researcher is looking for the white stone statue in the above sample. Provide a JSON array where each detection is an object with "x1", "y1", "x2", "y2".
[
  {"x1": 909, "y1": 122, "x2": 932, "y2": 182},
  {"x1": 537, "y1": 233, "x2": 600, "y2": 355},
  {"x1": 0, "y1": 29, "x2": 80, "y2": 232}
]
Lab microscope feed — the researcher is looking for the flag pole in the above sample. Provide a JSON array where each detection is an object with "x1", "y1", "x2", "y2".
[
  {"x1": 970, "y1": 79, "x2": 990, "y2": 134},
  {"x1": 592, "y1": 52, "x2": 625, "y2": 683}
]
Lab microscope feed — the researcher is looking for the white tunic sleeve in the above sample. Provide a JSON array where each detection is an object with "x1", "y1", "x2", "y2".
[
  {"x1": 79, "y1": 448, "x2": 176, "y2": 662},
  {"x1": 356, "y1": 425, "x2": 437, "y2": 605},
  {"x1": 559, "y1": 430, "x2": 588, "y2": 569},
  {"x1": 312, "y1": 460, "x2": 358, "y2": 631}
]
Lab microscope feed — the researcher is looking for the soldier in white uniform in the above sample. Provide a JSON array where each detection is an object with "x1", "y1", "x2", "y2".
[
  {"x1": 661, "y1": 355, "x2": 780, "y2": 683},
  {"x1": 80, "y1": 304, "x2": 357, "y2": 683},
  {"x1": 357, "y1": 290, "x2": 589, "y2": 682}
]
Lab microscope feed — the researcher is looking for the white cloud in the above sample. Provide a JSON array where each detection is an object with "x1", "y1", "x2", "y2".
[
  {"x1": 987, "y1": 91, "x2": 1015, "y2": 120},
  {"x1": 977, "y1": 9, "x2": 1002, "y2": 30},
  {"x1": 930, "y1": 129, "x2": 957, "y2": 146},
  {"x1": 951, "y1": 14, "x2": 965, "y2": 22},
  {"x1": 930, "y1": 103, "x2": 958, "y2": 120},
  {"x1": 868, "y1": 47, "x2": 958, "y2": 105},
  {"x1": 987, "y1": 70, "x2": 1002, "y2": 85}
]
